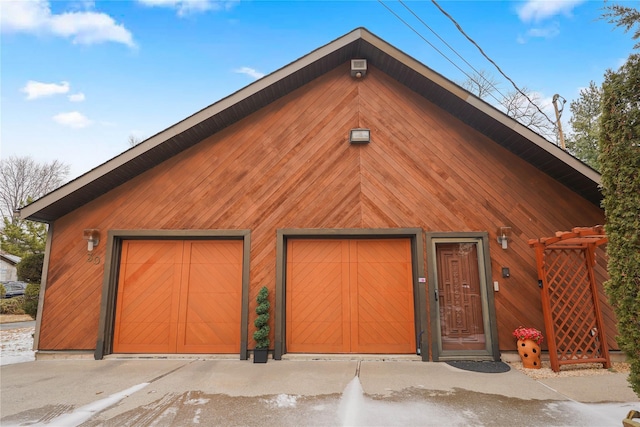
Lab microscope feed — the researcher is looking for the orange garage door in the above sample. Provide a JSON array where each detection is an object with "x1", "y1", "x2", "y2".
[
  {"x1": 286, "y1": 239, "x2": 416, "y2": 354},
  {"x1": 113, "y1": 240, "x2": 242, "y2": 354}
]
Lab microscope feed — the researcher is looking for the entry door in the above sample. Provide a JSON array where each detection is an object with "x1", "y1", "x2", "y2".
[
  {"x1": 286, "y1": 239, "x2": 416, "y2": 354},
  {"x1": 431, "y1": 238, "x2": 496, "y2": 360}
]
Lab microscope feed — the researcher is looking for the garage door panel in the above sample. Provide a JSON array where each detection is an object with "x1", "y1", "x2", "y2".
[
  {"x1": 289, "y1": 320, "x2": 345, "y2": 352},
  {"x1": 178, "y1": 321, "x2": 239, "y2": 353},
  {"x1": 355, "y1": 240, "x2": 409, "y2": 263},
  {"x1": 187, "y1": 262, "x2": 241, "y2": 292},
  {"x1": 115, "y1": 321, "x2": 173, "y2": 353},
  {"x1": 286, "y1": 240, "x2": 350, "y2": 353},
  {"x1": 185, "y1": 291, "x2": 241, "y2": 324},
  {"x1": 290, "y1": 240, "x2": 343, "y2": 263},
  {"x1": 126, "y1": 241, "x2": 182, "y2": 265},
  {"x1": 355, "y1": 321, "x2": 415, "y2": 352},
  {"x1": 287, "y1": 238, "x2": 416, "y2": 354},
  {"x1": 352, "y1": 241, "x2": 415, "y2": 353},
  {"x1": 114, "y1": 239, "x2": 242, "y2": 355},
  {"x1": 357, "y1": 284, "x2": 413, "y2": 322},
  {"x1": 190, "y1": 240, "x2": 243, "y2": 264}
]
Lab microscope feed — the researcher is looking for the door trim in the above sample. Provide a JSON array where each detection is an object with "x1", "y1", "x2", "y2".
[
  {"x1": 274, "y1": 228, "x2": 427, "y2": 360},
  {"x1": 426, "y1": 232, "x2": 499, "y2": 361},
  {"x1": 95, "y1": 229, "x2": 251, "y2": 360}
]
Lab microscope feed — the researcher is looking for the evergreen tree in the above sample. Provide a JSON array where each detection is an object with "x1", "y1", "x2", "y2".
[
  {"x1": 1, "y1": 199, "x2": 47, "y2": 257},
  {"x1": 599, "y1": 53, "x2": 640, "y2": 397},
  {"x1": 566, "y1": 81, "x2": 603, "y2": 170}
]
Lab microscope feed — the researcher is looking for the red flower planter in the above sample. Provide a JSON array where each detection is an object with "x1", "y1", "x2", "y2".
[{"x1": 517, "y1": 339, "x2": 542, "y2": 369}]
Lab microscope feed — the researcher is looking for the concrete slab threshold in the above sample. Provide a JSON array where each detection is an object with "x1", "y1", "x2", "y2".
[
  {"x1": 281, "y1": 354, "x2": 422, "y2": 362},
  {"x1": 36, "y1": 351, "x2": 94, "y2": 360},
  {"x1": 104, "y1": 353, "x2": 242, "y2": 360}
]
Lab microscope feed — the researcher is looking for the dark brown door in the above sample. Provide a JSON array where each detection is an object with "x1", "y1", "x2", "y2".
[
  {"x1": 286, "y1": 239, "x2": 416, "y2": 354},
  {"x1": 436, "y1": 243, "x2": 486, "y2": 351}
]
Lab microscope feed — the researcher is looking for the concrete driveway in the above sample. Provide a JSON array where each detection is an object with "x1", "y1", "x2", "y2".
[{"x1": 1, "y1": 357, "x2": 638, "y2": 426}]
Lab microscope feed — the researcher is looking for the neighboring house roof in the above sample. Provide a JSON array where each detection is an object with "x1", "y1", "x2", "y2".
[
  {"x1": 19, "y1": 27, "x2": 601, "y2": 223},
  {"x1": 0, "y1": 253, "x2": 21, "y2": 266}
]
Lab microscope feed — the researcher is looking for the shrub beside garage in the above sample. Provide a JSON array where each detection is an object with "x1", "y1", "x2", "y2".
[
  {"x1": 22, "y1": 284, "x2": 40, "y2": 318},
  {"x1": 0, "y1": 252, "x2": 44, "y2": 317},
  {"x1": 0, "y1": 296, "x2": 26, "y2": 315}
]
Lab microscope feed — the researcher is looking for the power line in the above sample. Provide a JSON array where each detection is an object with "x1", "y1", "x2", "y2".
[
  {"x1": 397, "y1": 0, "x2": 510, "y2": 103},
  {"x1": 376, "y1": 0, "x2": 505, "y2": 108},
  {"x1": 429, "y1": 0, "x2": 557, "y2": 128}
]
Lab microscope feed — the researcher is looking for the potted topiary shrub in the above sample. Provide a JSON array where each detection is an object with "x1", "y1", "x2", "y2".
[{"x1": 253, "y1": 286, "x2": 270, "y2": 363}]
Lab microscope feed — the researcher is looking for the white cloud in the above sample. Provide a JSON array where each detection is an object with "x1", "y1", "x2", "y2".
[
  {"x1": 69, "y1": 92, "x2": 86, "y2": 102},
  {"x1": 0, "y1": 0, "x2": 135, "y2": 47},
  {"x1": 137, "y1": 0, "x2": 238, "y2": 16},
  {"x1": 21, "y1": 80, "x2": 70, "y2": 100},
  {"x1": 517, "y1": 0, "x2": 585, "y2": 23},
  {"x1": 53, "y1": 111, "x2": 92, "y2": 128},
  {"x1": 527, "y1": 25, "x2": 560, "y2": 39},
  {"x1": 234, "y1": 66, "x2": 265, "y2": 80},
  {"x1": 517, "y1": 22, "x2": 561, "y2": 43}
]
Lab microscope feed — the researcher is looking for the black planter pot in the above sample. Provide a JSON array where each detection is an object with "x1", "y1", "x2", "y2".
[{"x1": 253, "y1": 348, "x2": 269, "y2": 363}]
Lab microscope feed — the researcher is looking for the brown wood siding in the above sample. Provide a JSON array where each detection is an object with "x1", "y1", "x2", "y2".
[{"x1": 39, "y1": 62, "x2": 612, "y2": 353}]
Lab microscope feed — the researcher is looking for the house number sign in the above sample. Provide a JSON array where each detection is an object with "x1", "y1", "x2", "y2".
[{"x1": 87, "y1": 252, "x2": 100, "y2": 265}]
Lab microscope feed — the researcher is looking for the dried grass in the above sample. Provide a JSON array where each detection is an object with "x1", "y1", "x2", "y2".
[{"x1": 0, "y1": 314, "x2": 34, "y2": 324}]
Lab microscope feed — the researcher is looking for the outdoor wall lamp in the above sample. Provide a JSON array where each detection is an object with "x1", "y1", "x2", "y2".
[
  {"x1": 350, "y1": 59, "x2": 367, "y2": 78},
  {"x1": 497, "y1": 227, "x2": 511, "y2": 250},
  {"x1": 350, "y1": 128, "x2": 370, "y2": 144},
  {"x1": 83, "y1": 229, "x2": 100, "y2": 252}
]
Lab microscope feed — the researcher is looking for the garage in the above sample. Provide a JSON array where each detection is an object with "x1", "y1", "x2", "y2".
[
  {"x1": 113, "y1": 240, "x2": 243, "y2": 354},
  {"x1": 285, "y1": 238, "x2": 416, "y2": 354}
]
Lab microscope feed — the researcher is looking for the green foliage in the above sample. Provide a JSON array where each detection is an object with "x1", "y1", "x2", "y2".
[
  {"x1": 253, "y1": 286, "x2": 270, "y2": 349},
  {"x1": 604, "y1": 4, "x2": 640, "y2": 49},
  {"x1": 1, "y1": 216, "x2": 47, "y2": 258},
  {"x1": 17, "y1": 253, "x2": 44, "y2": 284},
  {"x1": 22, "y1": 283, "x2": 40, "y2": 319},
  {"x1": 599, "y1": 53, "x2": 640, "y2": 397},
  {"x1": 566, "y1": 81, "x2": 603, "y2": 170},
  {"x1": 0, "y1": 284, "x2": 5, "y2": 299},
  {"x1": 0, "y1": 296, "x2": 26, "y2": 315}
]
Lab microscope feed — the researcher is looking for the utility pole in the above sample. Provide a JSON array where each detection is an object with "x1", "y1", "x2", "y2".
[{"x1": 552, "y1": 94, "x2": 566, "y2": 150}]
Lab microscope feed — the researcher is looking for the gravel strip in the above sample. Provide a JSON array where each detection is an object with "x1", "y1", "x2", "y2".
[{"x1": 508, "y1": 360, "x2": 630, "y2": 380}]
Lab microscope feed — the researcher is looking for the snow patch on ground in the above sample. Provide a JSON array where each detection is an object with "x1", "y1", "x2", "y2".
[
  {"x1": 185, "y1": 398, "x2": 210, "y2": 405},
  {"x1": 31, "y1": 383, "x2": 150, "y2": 427},
  {"x1": 0, "y1": 327, "x2": 35, "y2": 366},
  {"x1": 264, "y1": 394, "x2": 298, "y2": 408}
]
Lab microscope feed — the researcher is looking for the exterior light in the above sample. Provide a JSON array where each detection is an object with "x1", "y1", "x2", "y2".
[
  {"x1": 350, "y1": 59, "x2": 367, "y2": 78},
  {"x1": 350, "y1": 128, "x2": 370, "y2": 144},
  {"x1": 83, "y1": 229, "x2": 100, "y2": 252},
  {"x1": 497, "y1": 227, "x2": 511, "y2": 250}
]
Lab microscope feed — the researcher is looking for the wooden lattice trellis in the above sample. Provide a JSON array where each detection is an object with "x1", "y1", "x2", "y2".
[{"x1": 529, "y1": 226, "x2": 611, "y2": 372}]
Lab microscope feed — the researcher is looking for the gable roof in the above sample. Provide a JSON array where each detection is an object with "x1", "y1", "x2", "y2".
[{"x1": 20, "y1": 27, "x2": 601, "y2": 223}]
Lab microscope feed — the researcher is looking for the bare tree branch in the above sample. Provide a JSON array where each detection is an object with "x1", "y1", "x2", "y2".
[{"x1": 0, "y1": 156, "x2": 70, "y2": 220}]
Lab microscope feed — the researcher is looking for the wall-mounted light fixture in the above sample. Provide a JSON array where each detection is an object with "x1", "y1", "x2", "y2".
[
  {"x1": 83, "y1": 229, "x2": 100, "y2": 252},
  {"x1": 350, "y1": 59, "x2": 367, "y2": 78},
  {"x1": 350, "y1": 128, "x2": 370, "y2": 144},
  {"x1": 497, "y1": 227, "x2": 511, "y2": 249}
]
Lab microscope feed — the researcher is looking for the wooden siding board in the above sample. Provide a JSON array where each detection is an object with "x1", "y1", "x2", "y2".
[{"x1": 39, "y1": 63, "x2": 612, "y2": 353}]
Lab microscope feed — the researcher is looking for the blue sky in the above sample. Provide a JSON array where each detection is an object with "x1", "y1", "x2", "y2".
[{"x1": 1, "y1": 0, "x2": 636, "y2": 180}]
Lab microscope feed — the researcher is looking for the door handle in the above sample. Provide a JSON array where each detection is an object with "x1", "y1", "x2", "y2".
[{"x1": 435, "y1": 289, "x2": 439, "y2": 301}]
